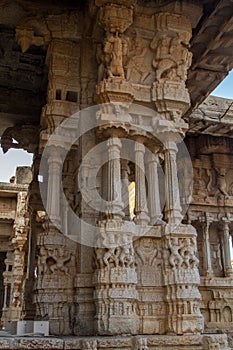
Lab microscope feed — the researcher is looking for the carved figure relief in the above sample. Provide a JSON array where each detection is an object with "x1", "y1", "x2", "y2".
[
  {"x1": 180, "y1": 238, "x2": 199, "y2": 269},
  {"x1": 135, "y1": 238, "x2": 158, "y2": 267},
  {"x1": 12, "y1": 283, "x2": 21, "y2": 307},
  {"x1": 103, "y1": 247, "x2": 120, "y2": 268},
  {"x1": 38, "y1": 246, "x2": 48, "y2": 275},
  {"x1": 97, "y1": 31, "x2": 128, "y2": 81},
  {"x1": 211, "y1": 243, "x2": 223, "y2": 277},
  {"x1": 165, "y1": 237, "x2": 199, "y2": 270},
  {"x1": 125, "y1": 30, "x2": 154, "y2": 84},
  {"x1": 167, "y1": 237, "x2": 183, "y2": 269},
  {"x1": 151, "y1": 33, "x2": 192, "y2": 82},
  {"x1": 119, "y1": 241, "x2": 135, "y2": 267},
  {"x1": 49, "y1": 248, "x2": 71, "y2": 274},
  {"x1": 37, "y1": 246, "x2": 72, "y2": 275},
  {"x1": 95, "y1": 243, "x2": 135, "y2": 269},
  {"x1": 215, "y1": 167, "x2": 229, "y2": 198}
]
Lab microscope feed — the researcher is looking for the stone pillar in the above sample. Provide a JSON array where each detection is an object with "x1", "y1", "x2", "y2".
[
  {"x1": 134, "y1": 138, "x2": 149, "y2": 225},
  {"x1": 95, "y1": 0, "x2": 134, "y2": 82},
  {"x1": 164, "y1": 141, "x2": 182, "y2": 224},
  {"x1": 95, "y1": 0, "x2": 135, "y2": 120},
  {"x1": 146, "y1": 147, "x2": 164, "y2": 225},
  {"x1": 151, "y1": 12, "x2": 192, "y2": 124},
  {"x1": 93, "y1": 231, "x2": 139, "y2": 335},
  {"x1": 121, "y1": 159, "x2": 130, "y2": 220},
  {"x1": 201, "y1": 216, "x2": 213, "y2": 277},
  {"x1": 106, "y1": 137, "x2": 124, "y2": 220},
  {"x1": 163, "y1": 227, "x2": 204, "y2": 335},
  {"x1": 222, "y1": 218, "x2": 233, "y2": 277},
  {"x1": 46, "y1": 147, "x2": 63, "y2": 229}
]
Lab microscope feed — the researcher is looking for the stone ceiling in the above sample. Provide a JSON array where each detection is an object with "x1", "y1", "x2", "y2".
[{"x1": 0, "y1": 0, "x2": 232, "y2": 135}]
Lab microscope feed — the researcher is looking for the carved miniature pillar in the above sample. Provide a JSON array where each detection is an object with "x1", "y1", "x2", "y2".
[
  {"x1": 146, "y1": 147, "x2": 164, "y2": 225},
  {"x1": 164, "y1": 141, "x2": 182, "y2": 224},
  {"x1": 134, "y1": 138, "x2": 150, "y2": 225},
  {"x1": 106, "y1": 137, "x2": 124, "y2": 220},
  {"x1": 46, "y1": 147, "x2": 63, "y2": 229},
  {"x1": 121, "y1": 159, "x2": 130, "y2": 219},
  {"x1": 222, "y1": 219, "x2": 233, "y2": 277},
  {"x1": 202, "y1": 216, "x2": 213, "y2": 277}
]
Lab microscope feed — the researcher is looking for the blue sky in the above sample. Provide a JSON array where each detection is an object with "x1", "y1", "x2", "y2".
[
  {"x1": 211, "y1": 69, "x2": 233, "y2": 99},
  {"x1": 0, "y1": 70, "x2": 233, "y2": 182},
  {"x1": 0, "y1": 147, "x2": 33, "y2": 182}
]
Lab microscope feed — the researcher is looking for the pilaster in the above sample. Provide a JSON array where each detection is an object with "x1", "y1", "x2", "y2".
[
  {"x1": 93, "y1": 224, "x2": 139, "y2": 335},
  {"x1": 163, "y1": 225, "x2": 204, "y2": 335}
]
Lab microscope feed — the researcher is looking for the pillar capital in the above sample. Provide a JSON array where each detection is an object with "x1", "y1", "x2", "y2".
[
  {"x1": 107, "y1": 136, "x2": 122, "y2": 149},
  {"x1": 146, "y1": 150, "x2": 160, "y2": 165},
  {"x1": 135, "y1": 141, "x2": 145, "y2": 154},
  {"x1": 96, "y1": 0, "x2": 134, "y2": 33},
  {"x1": 164, "y1": 141, "x2": 178, "y2": 154}
]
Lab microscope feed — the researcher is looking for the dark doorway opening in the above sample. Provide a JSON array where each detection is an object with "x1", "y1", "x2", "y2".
[{"x1": 0, "y1": 252, "x2": 6, "y2": 319}]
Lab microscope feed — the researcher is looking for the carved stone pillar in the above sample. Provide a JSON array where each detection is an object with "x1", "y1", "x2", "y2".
[
  {"x1": 106, "y1": 137, "x2": 124, "y2": 220},
  {"x1": 39, "y1": 39, "x2": 80, "y2": 146},
  {"x1": 96, "y1": 0, "x2": 134, "y2": 81},
  {"x1": 134, "y1": 138, "x2": 149, "y2": 225},
  {"x1": 201, "y1": 215, "x2": 213, "y2": 277},
  {"x1": 163, "y1": 227, "x2": 204, "y2": 335},
  {"x1": 222, "y1": 218, "x2": 233, "y2": 277},
  {"x1": 9, "y1": 191, "x2": 29, "y2": 322},
  {"x1": 46, "y1": 147, "x2": 63, "y2": 230},
  {"x1": 93, "y1": 230, "x2": 139, "y2": 335},
  {"x1": 34, "y1": 227, "x2": 77, "y2": 335},
  {"x1": 146, "y1": 147, "x2": 164, "y2": 225},
  {"x1": 35, "y1": 145, "x2": 79, "y2": 335},
  {"x1": 95, "y1": 0, "x2": 135, "y2": 122},
  {"x1": 121, "y1": 159, "x2": 130, "y2": 220},
  {"x1": 151, "y1": 12, "x2": 192, "y2": 124},
  {"x1": 164, "y1": 141, "x2": 182, "y2": 224}
]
